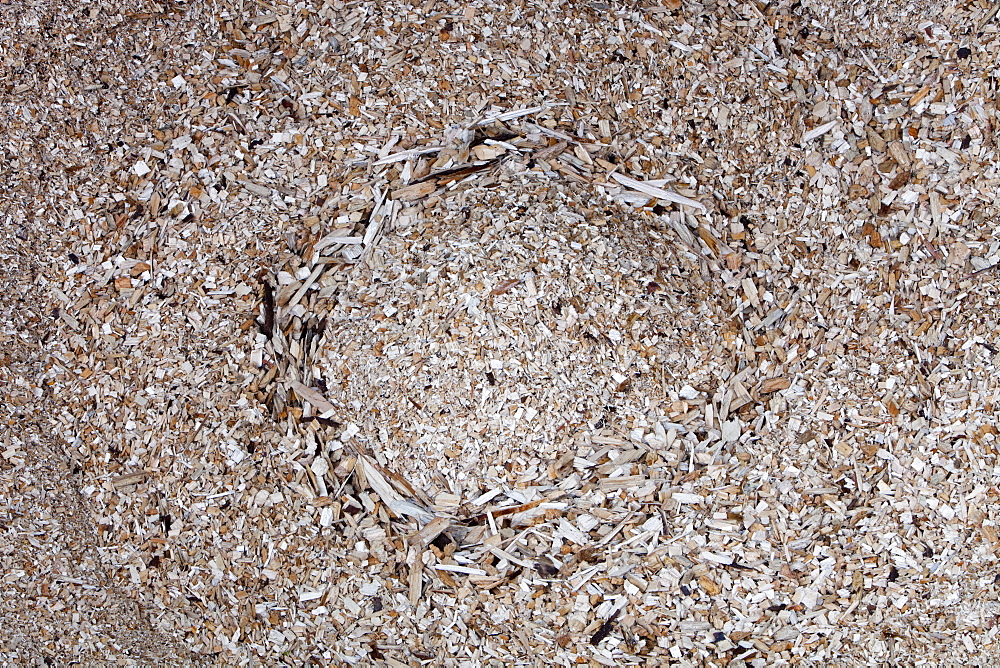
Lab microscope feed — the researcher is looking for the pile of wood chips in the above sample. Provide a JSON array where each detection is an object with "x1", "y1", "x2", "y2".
[{"x1": 3, "y1": 0, "x2": 1000, "y2": 664}]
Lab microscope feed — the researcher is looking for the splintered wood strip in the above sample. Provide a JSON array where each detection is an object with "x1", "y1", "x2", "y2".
[
  {"x1": 372, "y1": 146, "x2": 445, "y2": 166},
  {"x1": 977, "y1": 0, "x2": 1000, "y2": 30},
  {"x1": 408, "y1": 516, "x2": 452, "y2": 549},
  {"x1": 462, "y1": 494, "x2": 565, "y2": 525},
  {"x1": 413, "y1": 160, "x2": 498, "y2": 185},
  {"x1": 111, "y1": 470, "x2": 151, "y2": 488},
  {"x1": 392, "y1": 181, "x2": 438, "y2": 201},
  {"x1": 259, "y1": 274, "x2": 275, "y2": 338},
  {"x1": 488, "y1": 546, "x2": 533, "y2": 569},
  {"x1": 357, "y1": 455, "x2": 434, "y2": 523},
  {"x1": 802, "y1": 120, "x2": 838, "y2": 142},
  {"x1": 434, "y1": 563, "x2": 488, "y2": 576},
  {"x1": 475, "y1": 105, "x2": 549, "y2": 125},
  {"x1": 610, "y1": 173, "x2": 707, "y2": 211},
  {"x1": 283, "y1": 265, "x2": 324, "y2": 312},
  {"x1": 287, "y1": 380, "x2": 338, "y2": 416},
  {"x1": 531, "y1": 140, "x2": 569, "y2": 161},
  {"x1": 312, "y1": 227, "x2": 357, "y2": 255},
  {"x1": 408, "y1": 548, "x2": 423, "y2": 607},
  {"x1": 490, "y1": 278, "x2": 522, "y2": 295},
  {"x1": 356, "y1": 448, "x2": 435, "y2": 507}
]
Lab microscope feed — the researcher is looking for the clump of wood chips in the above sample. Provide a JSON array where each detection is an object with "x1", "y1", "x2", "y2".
[{"x1": 4, "y1": 0, "x2": 1000, "y2": 664}]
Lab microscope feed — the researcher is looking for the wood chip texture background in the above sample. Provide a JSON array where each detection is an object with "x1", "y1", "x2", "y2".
[{"x1": 3, "y1": 0, "x2": 1000, "y2": 665}]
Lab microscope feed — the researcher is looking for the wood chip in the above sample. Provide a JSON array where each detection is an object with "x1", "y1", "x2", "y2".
[{"x1": 10, "y1": 0, "x2": 1000, "y2": 664}]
